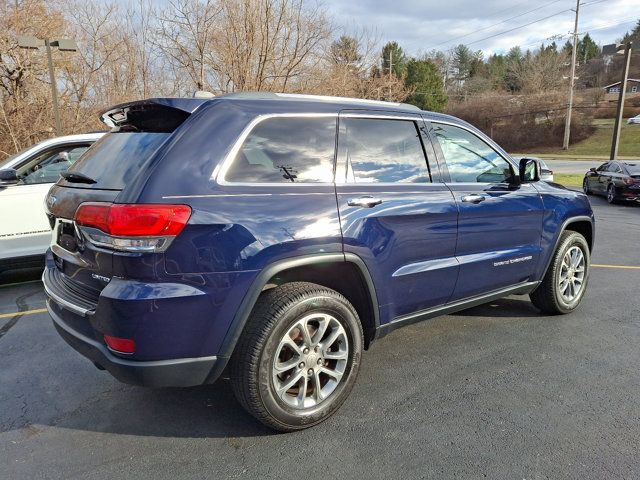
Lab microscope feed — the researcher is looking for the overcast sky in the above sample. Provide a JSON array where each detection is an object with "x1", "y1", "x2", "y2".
[{"x1": 324, "y1": 0, "x2": 640, "y2": 56}]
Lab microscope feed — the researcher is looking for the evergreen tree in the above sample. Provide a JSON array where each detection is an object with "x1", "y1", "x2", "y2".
[
  {"x1": 329, "y1": 36, "x2": 362, "y2": 66},
  {"x1": 381, "y1": 41, "x2": 406, "y2": 77},
  {"x1": 577, "y1": 33, "x2": 599, "y2": 63},
  {"x1": 404, "y1": 59, "x2": 447, "y2": 112}
]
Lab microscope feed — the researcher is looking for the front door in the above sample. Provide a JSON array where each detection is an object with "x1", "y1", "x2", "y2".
[
  {"x1": 0, "y1": 143, "x2": 91, "y2": 259},
  {"x1": 335, "y1": 111, "x2": 459, "y2": 322},
  {"x1": 428, "y1": 121, "x2": 544, "y2": 301}
]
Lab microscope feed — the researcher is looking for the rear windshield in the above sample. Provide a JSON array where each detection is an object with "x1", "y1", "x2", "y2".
[
  {"x1": 625, "y1": 163, "x2": 640, "y2": 175},
  {"x1": 64, "y1": 132, "x2": 170, "y2": 190}
]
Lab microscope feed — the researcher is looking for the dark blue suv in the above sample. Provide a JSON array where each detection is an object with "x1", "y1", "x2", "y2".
[{"x1": 43, "y1": 93, "x2": 594, "y2": 431}]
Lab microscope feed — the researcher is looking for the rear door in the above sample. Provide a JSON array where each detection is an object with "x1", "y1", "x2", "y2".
[
  {"x1": 428, "y1": 120, "x2": 544, "y2": 301},
  {"x1": 335, "y1": 111, "x2": 458, "y2": 321}
]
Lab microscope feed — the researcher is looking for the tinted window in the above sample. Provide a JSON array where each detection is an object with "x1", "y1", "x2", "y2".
[
  {"x1": 18, "y1": 144, "x2": 91, "y2": 185},
  {"x1": 625, "y1": 163, "x2": 640, "y2": 175},
  {"x1": 67, "y1": 133, "x2": 170, "y2": 189},
  {"x1": 433, "y1": 123, "x2": 513, "y2": 183},
  {"x1": 596, "y1": 163, "x2": 608, "y2": 172},
  {"x1": 340, "y1": 118, "x2": 429, "y2": 183},
  {"x1": 225, "y1": 117, "x2": 336, "y2": 183}
]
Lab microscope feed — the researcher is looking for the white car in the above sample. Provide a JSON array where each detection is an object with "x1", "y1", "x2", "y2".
[
  {"x1": 627, "y1": 115, "x2": 640, "y2": 125},
  {"x1": 0, "y1": 133, "x2": 104, "y2": 272}
]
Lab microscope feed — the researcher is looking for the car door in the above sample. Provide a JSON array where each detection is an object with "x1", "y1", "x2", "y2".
[
  {"x1": 594, "y1": 162, "x2": 612, "y2": 194},
  {"x1": 334, "y1": 111, "x2": 459, "y2": 322},
  {"x1": 608, "y1": 162, "x2": 624, "y2": 190},
  {"x1": 588, "y1": 162, "x2": 608, "y2": 194},
  {"x1": 427, "y1": 121, "x2": 544, "y2": 301},
  {"x1": 0, "y1": 143, "x2": 91, "y2": 260}
]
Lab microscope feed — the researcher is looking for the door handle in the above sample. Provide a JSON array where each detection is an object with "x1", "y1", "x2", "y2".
[
  {"x1": 461, "y1": 194, "x2": 486, "y2": 204},
  {"x1": 347, "y1": 196, "x2": 383, "y2": 208}
]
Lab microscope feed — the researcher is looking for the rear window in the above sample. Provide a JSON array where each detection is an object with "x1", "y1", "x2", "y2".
[
  {"x1": 65, "y1": 132, "x2": 170, "y2": 190},
  {"x1": 625, "y1": 163, "x2": 640, "y2": 175},
  {"x1": 224, "y1": 117, "x2": 336, "y2": 183}
]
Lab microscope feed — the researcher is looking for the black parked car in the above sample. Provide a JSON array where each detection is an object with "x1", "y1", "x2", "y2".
[{"x1": 583, "y1": 160, "x2": 640, "y2": 203}]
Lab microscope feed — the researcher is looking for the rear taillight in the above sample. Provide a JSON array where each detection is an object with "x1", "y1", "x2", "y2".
[
  {"x1": 623, "y1": 177, "x2": 636, "y2": 185},
  {"x1": 74, "y1": 203, "x2": 191, "y2": 252}
]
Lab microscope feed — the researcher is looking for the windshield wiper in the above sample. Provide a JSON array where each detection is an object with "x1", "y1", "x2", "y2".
[{"x1": 60, "y1": 171, "x2": 97, "y2": 184}]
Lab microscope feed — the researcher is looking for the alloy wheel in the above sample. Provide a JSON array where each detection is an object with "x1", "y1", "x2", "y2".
[
  {"x1": 558, "y1": 246, "x2": 586, "y2": 303},
  {"x1": 272, "y1": 312, "x2": 349, "y2": 409},
  {"x1": 607, "y1": 185, "x2": 615, "y2": 203}
]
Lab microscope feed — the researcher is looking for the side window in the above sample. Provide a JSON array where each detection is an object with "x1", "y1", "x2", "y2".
[
  {"x1": 432, "y1": 123, "x2": 513, "y2": 183},
  {"x1": 596, "y1": 163, "x2": 609, "y2": 172},
  {"x1": 225, "y1": 117, "x2": 336, "y2": 183},
  {"x1": 18, "y1": 144, "x2": 91, "y2": 185},
  {"x1": 339, "y1": 118, "x2": 430, "y2": 183},
  {"x1": 612, "y1": 164, "x2": 623, "y2": 173}
]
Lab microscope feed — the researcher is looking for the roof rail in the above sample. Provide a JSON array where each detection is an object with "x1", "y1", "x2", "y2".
[{"x1": 218, "y1": 91, "x2": 420, "y2": 110}]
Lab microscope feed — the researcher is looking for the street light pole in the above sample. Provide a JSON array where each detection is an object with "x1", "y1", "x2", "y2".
[
  {"x1": 17, "y1": 36, "x2": 77, "y2": 137},
  {"x1": 610, "y1": 42, "x2": 633, "y2": 160},
  {"x1": 562, "y1": 0, "x2": 581, "y2": 150},
  {"x1": 44, "y1": 39, "x2": 62, "y2": 136}
]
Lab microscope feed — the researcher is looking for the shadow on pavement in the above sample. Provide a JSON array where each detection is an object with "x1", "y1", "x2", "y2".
[{"x1": 455, "y1": 297, "x2": 541, "y2": 318}]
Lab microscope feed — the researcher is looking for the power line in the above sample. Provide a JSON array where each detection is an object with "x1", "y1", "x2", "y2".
[
  {"x1": 518, "y1": 16, "x2": 639, "y2": 50},
  {"x1": 425, "y1": 0, "x2": 566, "y2": 51},
  {"x1": 465, "y1": 8, "x2": 574, "y2": 48}
]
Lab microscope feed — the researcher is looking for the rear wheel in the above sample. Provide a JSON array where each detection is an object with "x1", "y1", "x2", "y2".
[
  {"x1": 607, "y1": 184, "x2": 616, "y2": 204},
  {"x1": 530, "y1": 231, "x2": 590, "y2": 315},
  {"x1": 230, "y1": 282, "x2": 363, "y2": 431}
]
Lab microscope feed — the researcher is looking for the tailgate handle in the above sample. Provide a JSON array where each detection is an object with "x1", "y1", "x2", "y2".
[{"x1": 347, "y1": 196, "x2": 383, "y2": 208}]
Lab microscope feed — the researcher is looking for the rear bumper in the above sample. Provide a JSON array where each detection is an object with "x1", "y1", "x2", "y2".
[{"x1": 48, "y1": 299, "x2": 220, "y2": 387}]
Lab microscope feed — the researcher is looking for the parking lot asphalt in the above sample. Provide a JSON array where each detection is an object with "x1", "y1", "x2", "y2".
[{"x1": 1, "y1": 195, "x2": 639, "y2": 480}]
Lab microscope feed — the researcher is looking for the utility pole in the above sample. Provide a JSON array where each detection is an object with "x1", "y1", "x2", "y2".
[
  {"x1": 389, "y1": 50, "x2": 393, "y2": 99},
  {"x1": 610, "y1": 41, "x2": 633, "y2": 160},
  {"x1": 562, "y1": 0, "x2": 581, "y2": 150}
]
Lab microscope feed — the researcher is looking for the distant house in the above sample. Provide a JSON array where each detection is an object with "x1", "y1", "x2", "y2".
[{"x1": 603, "y1": 79, "x2": 640, "y2": 100}]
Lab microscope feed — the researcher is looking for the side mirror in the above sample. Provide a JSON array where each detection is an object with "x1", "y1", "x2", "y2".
[
  {"x1": 0, "y1": 168, "x2": 18, "y2": 186},
  {"x1": 589, "y1": 167, "x2": 597, "y2": 173},
  {"x1": 519, "y1": 158, "x2": 540, "y2": 183}
]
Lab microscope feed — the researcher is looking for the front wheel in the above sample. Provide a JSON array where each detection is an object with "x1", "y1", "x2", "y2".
[
  {"x1": 530, "y1": 231, "x2": 590, "y2": 315},
  {"x1": 583, "y1": 178, "x2": 591, "y2": 195},
  {"x1": 230, "y1": 282, "x2": 363, "y2": 431}
]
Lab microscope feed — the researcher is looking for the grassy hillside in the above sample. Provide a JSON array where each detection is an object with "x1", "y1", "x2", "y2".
[{"x1": 528, "y1": 119, "x2": 640, "y2": 158}]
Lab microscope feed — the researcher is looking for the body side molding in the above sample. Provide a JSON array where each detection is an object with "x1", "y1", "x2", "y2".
[{"x1": 375, "y1": 281, "x2": 540, "y2": 339}]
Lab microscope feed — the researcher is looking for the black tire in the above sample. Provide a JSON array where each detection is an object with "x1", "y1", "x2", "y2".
[
  {"x1": 530, "y1": 230, "x2": 590, "y2": 315},
  {"x1": 229, "y1": 282, "x2": 363, "y2": 431},
  {"x1": 583, "y1": 177, "x2": 591, "y2": 195},
  {"x1": 607, "y1": 184, "x2": 616, "y2": 204}
]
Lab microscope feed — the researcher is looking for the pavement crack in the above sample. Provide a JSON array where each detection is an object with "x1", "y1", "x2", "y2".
[{"x1": 0, "y1": 288, "x2": 43, "y2": 341}]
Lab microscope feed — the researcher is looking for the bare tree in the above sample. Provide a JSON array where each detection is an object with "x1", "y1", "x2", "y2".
[
  {"x1": 153, "y1": 0, "x2": 220, "y2": 92},
  {"x1": 211, "y1": 0, "x2": 331, "y2": 93}
]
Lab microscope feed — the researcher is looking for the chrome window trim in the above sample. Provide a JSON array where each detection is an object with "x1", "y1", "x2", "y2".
[
  {"x1": 335, "y1": 112, "x2": 433, "y2": 186},
  {"x1": 214, "y1": 113, "x2": 339, "y2": 187}
]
